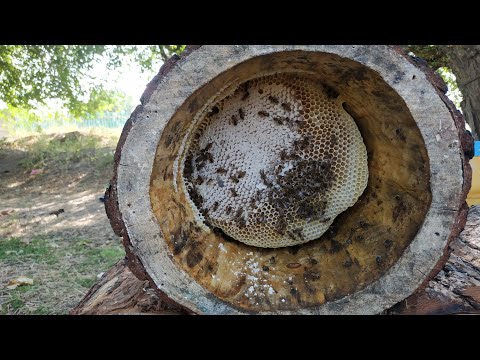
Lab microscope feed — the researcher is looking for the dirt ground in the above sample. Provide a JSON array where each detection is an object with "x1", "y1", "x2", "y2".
[{"x1": 0, "y1": 130, "x2": 125, "y2": 314}]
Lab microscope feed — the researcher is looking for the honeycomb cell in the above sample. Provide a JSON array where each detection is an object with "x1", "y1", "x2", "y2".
[{"x1": 182, "y1": 73, "x2": 368, "y2": 248}]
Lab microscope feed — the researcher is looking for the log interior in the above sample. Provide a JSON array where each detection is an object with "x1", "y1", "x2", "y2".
[{"x1": 150, "y1": 50, "x2": 431, "y2": 312}]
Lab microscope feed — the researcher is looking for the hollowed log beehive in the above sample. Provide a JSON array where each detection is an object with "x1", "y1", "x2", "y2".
[{"x1": 105, "y1": 45, "x2": 472, "y2": 314}]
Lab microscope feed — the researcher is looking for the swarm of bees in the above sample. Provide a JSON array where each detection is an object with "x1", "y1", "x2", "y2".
[
  {"x1": 181, "y1": 72, "x2": 367, "y2": 248},
  {"x1": 261, "y1": 157, "x2": 335, "y2": 235},
  {"x1": 186, "y1": 87, "x2": 336, "y2": 238}
]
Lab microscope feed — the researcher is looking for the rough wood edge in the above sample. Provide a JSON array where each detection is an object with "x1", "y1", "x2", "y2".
[
  {"x1": 103, "y1": 45, "x2": 201, "y2": 313},
  {"x1": 70, "y1": 258, "x2": 188, "y2": 315},
  {"x1": 391, "y1": 46, "x2": 473, "y2": 294},
  {"x1": 100, "y1": 45, "x2": 473, "y2": 314}
]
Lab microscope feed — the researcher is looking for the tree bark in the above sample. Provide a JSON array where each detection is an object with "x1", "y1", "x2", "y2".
[
  {"x1": 86, "y1": 45, "x2": 473, "y2": 315},
  {"x1": 71, "y1": 206, "x2": 480, "y2": 315},
  {"x1": 388, "y1": 205, "x2": 480, "y2": 314},
  {"x1": 443, "y1": 46, "x2": 480, "y2": 140},
  {"x1": 70, "y1": 259, "x2": 187, "y2": 315},
  {"x1": 405, "y1": 45, "x2": 480, "y2": 140}
]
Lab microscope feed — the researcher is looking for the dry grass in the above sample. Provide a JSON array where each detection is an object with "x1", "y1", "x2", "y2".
[{"x1": 0, "y1": 128, "x2": 125, "y2": 314}]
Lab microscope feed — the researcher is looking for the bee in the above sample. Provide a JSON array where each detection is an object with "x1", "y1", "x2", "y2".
[
  {"x1": 238, "y1": 108, "x2": 245, "y2": 120},
  {"x1": 330, "y1": 134, "x2": 338, "y2": 146},
  {"x1": 281, "y1": 103, "x2": 292, "y2": 112},
  {"x1": 238, "y1": 216, "x2": 247, "y2": 228},
  {"x1": 211, "y1": 201, "x2": 219, "y2": 212},
  {"x1": 205, "y1": 152, "x2": 214, "y2": 163},
  {"x1": 203, "y1": 142, "x2": 213, "y2": 152},
  {"x1": 207, "y1": 106, "x2": 219, "y2": 117},
  {"x1": 236, "y1": 170, "x2": 246, "y2": 179},
  {"x1": 229, "y1": 188, "x2": 238, "y2": 197},
  {"x1": 234, "y1": 207, "x2": 246, "y2": 227},
  {"x1": 230, "y1": 115, "x2": 238, "y2": 126},
  {"x1": 256, "y1": 214, "x2": 267, "y2": 224},
  {"x1": 274, "y1": 163, "x2": 284, "y2": 176},
  {"x1": 195, "y1": 154, "x2": 204, "y2": 163},
  {"x1": 239, "y1": 81, "x2": 250, "y2": 100},
  {"x1": 279, "y1": 150, "x2": 288, "y2": 161},
  {"x1": 291, "y1": 228, "x2": 305, "y2": 240},
  {"x1": 258, "y1": 110, "x2": 269, "y2": 117},
  {"x1": 323, "y1": 84, "x2": 339, "y2": 99},
  {"x1": 296, "y1": 202, "x2": 317, "y2": 220},
  {"x1": 286, "y1": 231, "x2": 297, "y2": 242},
  {"x1": 249, "y1": 197, "x2": 256, "y2": 208},
  {"x1": 255, "y1": 190, "x2": 262, "y2": 202},
  {"x1": 229, "y1": 175, "x2": 239, "y2": 183},
  {"x1": 196, "y1": 162, "x2": 205, "y2": 171},
  {"x1": 195, "y1": 175, "x2": 204, "y2": 185},
  {"x1": 225, "y1": 206, "x2": 232, "y2": 215},
  {"x1": 293, "y1": 136, "x2": 312, "y2": 151},
  {"x1": 295, "y1": 119, "x2": 306, "y2": 128},
  {"x1": 183, "y1": 156, "x2": 194, "y2": 178},
  {"x1": 268, "y1": 95, "x2": 279, "y2": 104},
  {"x1": 273, "y1": 117, "x2": 284, "y2": 125},
  {"x1": 216, "y1": 167, "x2": 228, "y2": 174},
  {"x1": 275, "y1": 217, "x2": 287, "y2": 235},
  {"x1": 189, "y1": 187, "x2": 204, "y2": 207},
  {"x1": 259, "y1": 169, "x2": 273, "y2": 187},
  {"x1": 235, "y1": 207, "x2": 243, "y2": 218},
  {"x1": 285, "y1": 117, "x2": 298, "y2": 131}
]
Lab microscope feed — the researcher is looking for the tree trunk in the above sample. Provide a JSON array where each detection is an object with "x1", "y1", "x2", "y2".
[
  {"x1": 72, "y1": 206, "x2": 480, "y2": 315},
  {"x1": 443, "y1": 45, "x2": 480, "y2": 140},
  {"x1": 84, "y1": 45, "x2": 472, "y2": 315},
  {"x1": 70, "y1": 259, "x2": 187, "y2": 315}
]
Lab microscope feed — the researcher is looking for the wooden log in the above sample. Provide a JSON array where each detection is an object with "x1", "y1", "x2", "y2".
[
  {"x1": 98, "y1": 46, "x2": 473, "y2": 315},
  {"x1": 70, "y1": 258, "x2": 188, "y2": 315},
  {"x1": 71, "y1": 206, "x2": 480, "y2": 315}
]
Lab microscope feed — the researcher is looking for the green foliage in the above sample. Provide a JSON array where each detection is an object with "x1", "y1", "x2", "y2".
[
  {"x1": 107, "y1": 45, "x2": 186, "y2": 71},
  {"x1": 437, "y1": 67, "x2": 463, "y2": 110},
  {"x1": 0, "y1": 45, "x2": 185, "y2": 118},
  {"x1": 405, "y1": 45, "x2": 449, "y2": 70},
  {"x1": 405, "y1": 45, "x2": 463, "y2": 110},
  {"x1": 0, "y1": 45, "x2": 107, "y2": 116}
]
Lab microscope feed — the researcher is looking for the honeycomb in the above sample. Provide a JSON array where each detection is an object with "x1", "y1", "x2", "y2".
[{"x1": 182, "y1": 72, "x2": 368, "y2": 248}]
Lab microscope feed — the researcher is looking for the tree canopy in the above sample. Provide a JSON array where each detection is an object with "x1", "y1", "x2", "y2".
[
  {"x1": 2, "y1": 45, "x2": 477, "y2": 138},
  {"x1": 0, "y1": 45, "x2": 185, "y2": 117}
]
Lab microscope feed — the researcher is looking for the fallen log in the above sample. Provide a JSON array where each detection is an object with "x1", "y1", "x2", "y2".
[
  {"x1": 75, "y1": 45, "x2": 473, "y2": 314},
  {"x1": 72, "y1": 206, "x2": 480, "y2": 315}
]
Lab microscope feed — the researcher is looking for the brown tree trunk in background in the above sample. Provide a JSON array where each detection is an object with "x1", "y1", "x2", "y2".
[{"x1": 444, "y1": 45, "x2": 480, "y2": 140}]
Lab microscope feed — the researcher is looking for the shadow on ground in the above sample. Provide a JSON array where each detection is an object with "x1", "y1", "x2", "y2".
[{"x1": 0, "y1": 131, "x2": 125, "y2": 314}]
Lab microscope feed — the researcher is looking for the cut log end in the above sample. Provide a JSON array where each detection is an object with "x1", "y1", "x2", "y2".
[
  {"x1": 72, "y1": 206, "x2": 480, "y2": 315},
  {"x1": 96, "y1": 45, "x2": 472, "y2": 315}
]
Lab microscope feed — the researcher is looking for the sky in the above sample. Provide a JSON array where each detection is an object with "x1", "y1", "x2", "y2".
[{"x1": 88, "y1": 53, "x2": 164, "y2": 110}]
